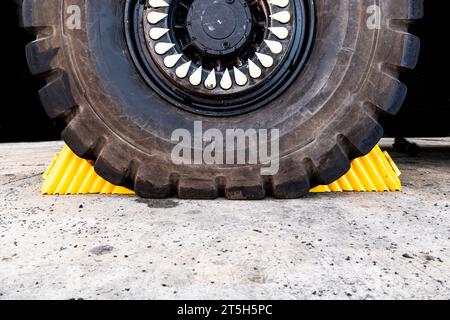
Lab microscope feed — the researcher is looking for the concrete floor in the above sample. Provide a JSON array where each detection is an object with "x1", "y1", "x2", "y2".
[{"x1": 0, "y1": 139, "x2": 449, "y2": 300}]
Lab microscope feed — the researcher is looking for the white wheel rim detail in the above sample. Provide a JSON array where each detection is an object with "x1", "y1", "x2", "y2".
[
  {"x1": 163, "y1": 54, "x2": 183, "y2": 68},
  {"x1": 270, "y1": 11, "x2": 291, "y2": 24},
  {"x1": 176, "y1": 61, "x2": 192, "y2": 79},
  {"x1": 248, "y1": 60, "x2": 262, "y2": 79},
  {"x1": 147, "y1": 12, "x2": 168, "y2": 24},
  {"x1": 204, "y1": 70, "x2": 217, "y2": 90},
  {"x1": 233, "y1": 67, "x2": 248, "y2": 86},
  {"x1": 268, "y1": 0, "x2": 289, "y2": 8},
  {"x1": 256, "y1": 52, "x2": 274, "y2": 68},
  {"x1": 269, "y1": 27, "x2": 289, "y2": 40},
  {"x1": 220, "y1": 69, "x2": 233, "y2": 90},
  {"x1": 148, "y1": 0, "x2": 169, "y2": 8},
  {"x1": 264, "y1": 40, "x2": 283, "y2": 54},
  {"x1": 189, "y1": 66, "x2": 203, "y2": 86},
  {"x1": 155, "y1": 42, "x2": 175, "y2": 55},
  {"x1": 149, "y1": 28, "x2": 170, "y2": 40}
]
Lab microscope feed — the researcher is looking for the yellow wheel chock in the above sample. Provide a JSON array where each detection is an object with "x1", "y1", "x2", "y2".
[{"x1": 42, "y1": 144, "x2": 401, "y2": 195}]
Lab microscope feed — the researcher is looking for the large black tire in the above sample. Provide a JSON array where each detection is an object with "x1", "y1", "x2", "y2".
[{"x1": 23, "y1": 0, "x2": 422, "y2": 199}]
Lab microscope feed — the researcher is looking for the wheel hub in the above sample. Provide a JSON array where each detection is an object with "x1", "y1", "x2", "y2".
[
  {"x1": 187, "y1": 0, "x2": 252, "y2": 55},
  {"x1": 124, "y1": 0, "x2": 315, "y2": 116}
]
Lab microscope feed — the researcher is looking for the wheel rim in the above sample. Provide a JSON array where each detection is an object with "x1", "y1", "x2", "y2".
[{"x1": 125, "y1": 0, "x2": 315, "y2": 116}]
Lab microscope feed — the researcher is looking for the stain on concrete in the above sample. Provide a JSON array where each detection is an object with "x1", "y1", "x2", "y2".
[
  {"x1": 90, "y1": 245, "x2": 114, "y2": 256},
  {"x1": 185, "y1": 210, "x2": 201, "y2": 215},
  {"x1": 135, "y1": 199, "x2": 179, "y2": 209}
]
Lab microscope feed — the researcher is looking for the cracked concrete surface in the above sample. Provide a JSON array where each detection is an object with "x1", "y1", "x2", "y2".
[{"x1": 0, "y1": 139, "x2": 449, "y2": 300}]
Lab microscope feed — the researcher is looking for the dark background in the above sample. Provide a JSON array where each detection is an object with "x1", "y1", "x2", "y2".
[{"x1": 1, "y1": 0, "x2": 449, "y2": 143}]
